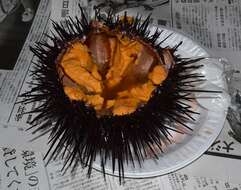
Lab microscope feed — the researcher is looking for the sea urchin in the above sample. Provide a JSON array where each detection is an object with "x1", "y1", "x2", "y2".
[{"x1": 20, "y1": 7, "x2": 216, "y2": 183}]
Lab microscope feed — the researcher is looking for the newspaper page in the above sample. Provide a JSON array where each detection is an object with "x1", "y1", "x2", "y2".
[{"x1": 1, "y1": 0, "x2": 241, "y2": 189}]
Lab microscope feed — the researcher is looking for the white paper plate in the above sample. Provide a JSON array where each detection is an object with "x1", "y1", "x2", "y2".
[{"x1": 92, "y1": 26, "x2": 230, "y2": 178}]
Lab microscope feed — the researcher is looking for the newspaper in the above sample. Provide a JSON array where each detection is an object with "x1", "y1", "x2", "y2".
[{"x1": 0, "y1": 0, "x2": 241, "y2": 189}]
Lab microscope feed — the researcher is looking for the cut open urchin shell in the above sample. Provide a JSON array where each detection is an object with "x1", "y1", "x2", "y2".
[{"x1": 20, "y1": 6, "x2": 220, "y2": 183}]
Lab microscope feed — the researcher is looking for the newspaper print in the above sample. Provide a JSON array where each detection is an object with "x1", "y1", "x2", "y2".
[
  {"x1": 172, "y1": 0, "x2": 241, "y2": 52},
  {"x1": 0, "y1": 147, "x2": 50, "y2": 190}
]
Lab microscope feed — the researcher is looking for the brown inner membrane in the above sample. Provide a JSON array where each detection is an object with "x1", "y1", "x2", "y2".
[{"x1": 57, "y1": 22, "x2": 170, "y2": 116}]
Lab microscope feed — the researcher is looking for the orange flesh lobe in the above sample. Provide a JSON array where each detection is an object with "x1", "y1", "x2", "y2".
[{"x1": 58, "y1": 23, "x2": 168, "y2": 116}]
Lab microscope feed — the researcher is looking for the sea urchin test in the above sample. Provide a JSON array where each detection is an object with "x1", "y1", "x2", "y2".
[{"x1": 20, "y1": 7, "x2": 217, "y2": 183}]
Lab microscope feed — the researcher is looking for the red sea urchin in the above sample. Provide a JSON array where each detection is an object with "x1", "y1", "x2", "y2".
[{"x1": 20, "y1": 7, "x2": 219, "y2": 183}]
